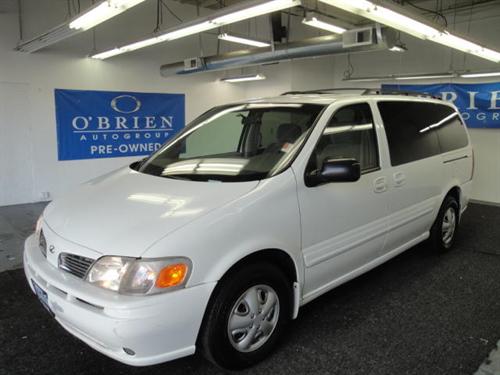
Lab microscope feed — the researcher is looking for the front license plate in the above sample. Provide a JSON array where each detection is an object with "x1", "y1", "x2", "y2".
[{"x1": 32, "y1": 280, "x2": 54, "y2": 317}]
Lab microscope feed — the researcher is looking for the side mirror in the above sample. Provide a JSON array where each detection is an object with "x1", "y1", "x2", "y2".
[
  {"x1": 130, "y1": 157, "x2": 147, "y2": 171},
  {"x1": 306, "y1": 158, "x2": 361, "y2": 187}
]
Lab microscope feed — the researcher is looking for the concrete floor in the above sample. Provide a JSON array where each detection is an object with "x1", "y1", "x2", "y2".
[{"x1": 1, "y1": 202, "x2": 500, "y2": 374}]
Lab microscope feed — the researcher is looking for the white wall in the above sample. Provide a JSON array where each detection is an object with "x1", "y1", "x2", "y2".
[
  {"x1": 0, "y1": 0, "x2": 285, "y2": 206},
  {"x1": 2, "y1": 0, "x2": 500, "y2": 205}
]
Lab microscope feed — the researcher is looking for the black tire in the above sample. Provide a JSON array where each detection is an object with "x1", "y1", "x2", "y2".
[
  {"x1": 429, "y1": 195, "x2": 459, "y2": 252},
  {"x1": 198, "y1": 262, "x2": 292, "y2": 370}
]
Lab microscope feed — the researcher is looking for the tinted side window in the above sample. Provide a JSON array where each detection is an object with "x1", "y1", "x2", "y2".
[
  {"x1": 435, "y1": 111, "x2": 469, "y2": 152},
  {"x1": 378, "y1": 101, "x2": 442, "y2": 166},
  {"x1": 309, "y1": 103, "x2": 379, "y2": 172}
]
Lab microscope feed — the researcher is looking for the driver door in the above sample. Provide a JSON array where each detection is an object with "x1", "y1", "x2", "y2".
[{"x1": 296, "y1": 102, "x2": 391, "y2": 301}]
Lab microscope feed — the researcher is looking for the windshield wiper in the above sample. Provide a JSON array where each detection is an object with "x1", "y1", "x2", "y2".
[{"x1": 162, "y1": 174, "x2": 197, "y2": 181}]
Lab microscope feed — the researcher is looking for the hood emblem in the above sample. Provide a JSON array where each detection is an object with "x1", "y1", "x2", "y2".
[{"x1": 49, "y1": 245, "x2": 55, "y2": 254}]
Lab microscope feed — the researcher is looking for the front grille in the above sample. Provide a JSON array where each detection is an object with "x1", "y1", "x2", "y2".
[
  {"x1": 39, "y1": 230, "x2": 47, "y2": 258},
  {"x1": 58, "y1": 253, "x2": 95, "y2": 279}
]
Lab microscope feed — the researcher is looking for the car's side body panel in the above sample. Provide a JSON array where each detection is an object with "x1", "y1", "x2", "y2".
[{"x1": 293, "y1": 97, "x2": 473, "y2": 306}]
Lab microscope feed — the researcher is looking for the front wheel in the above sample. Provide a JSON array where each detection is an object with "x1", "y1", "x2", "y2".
[
  {"x1": 198, "y1": 262, "x2": 291, "y2": 370},
  {"x1": 429, "y1": 195, "x2": 459, "y2": 251}
]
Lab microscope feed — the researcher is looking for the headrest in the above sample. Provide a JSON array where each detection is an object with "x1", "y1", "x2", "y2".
[{"x1": 277, "y1": 123, "x2": 302, "y2": 143}]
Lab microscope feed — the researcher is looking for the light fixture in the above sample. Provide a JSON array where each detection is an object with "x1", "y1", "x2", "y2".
[
  {"x1": 431, "y1": 31, "x2": 500, "y2": 63},
  {"x1": 221, "y1": 74, "x2": 267, "y2": 82},
  {"x1": 218, "y1": 33, "x2": 271, "y2": 47},
  {"x1": 343, "y1": 72, "x2": 456, "y2": 81},
  {"x1": 389, "y1": 43, "x2": 407, "y2": 52},
  {"x1": 318, "y1": 0, "x2": 500, "y2": 62},
  {"x1": 318, "y1": 0, "x2": 439, "y2": 40},
  {"x1": 16, "y1": 23, "x2": 78, "y2": 52},
  {"x1": 342, "y1": 76, "x2": 391, "y2": 82},
  {"x1": 395, "y1": 72, "x2": 456, "y2": 80},
  {"x1": 92, "y1": 22, "x2": 214, "y2": 59},
  {"x1": 69, "y1": 0, "x2": 147, "y2": 31},
  {"x1": 91, "y1": 0, "x2": 300, "y2": 59},
  {"x1": 210, "y1": 0, "x2": 298, "y2": 25},
  {"x1": 302, "y1": 12, "x2": 346, "y2": 34},
  {"x1": 16, "y1": 0, "x2": 146, "y2": 52},
  {"x1": 158, "y1": 21, "x2": 215, "y2": 41},
  {"x1": 460, "y1": 71, "x2": 500, "y2": 78}
]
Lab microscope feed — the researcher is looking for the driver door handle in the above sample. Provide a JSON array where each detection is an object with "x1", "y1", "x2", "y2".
[
  {"x1": 393, "y1": 172, "x2": 406, "y2": 187},
  {"x1": 373, "y1": 176, "x2": 387, "y2": 193}
]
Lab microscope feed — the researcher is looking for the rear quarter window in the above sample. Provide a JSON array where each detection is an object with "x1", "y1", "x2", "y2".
[
  {"x1": 435, "y1": 110, "x2": 469, "y2": 152},
  {"x1": 377, "y1": 101, "x2": 469, "y2": 166}
]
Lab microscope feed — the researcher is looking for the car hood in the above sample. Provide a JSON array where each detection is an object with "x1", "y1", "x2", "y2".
[{"x1": 43, "y1": 167, "x2": 259, "y2": 257}]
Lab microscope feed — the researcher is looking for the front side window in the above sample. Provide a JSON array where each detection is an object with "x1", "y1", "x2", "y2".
[
  {"x1": 307, "y1": 103, "x2": 379, "y2": 174},
  {"x1": 139, "y1": 103, "x2": 324, "y2": 182}
]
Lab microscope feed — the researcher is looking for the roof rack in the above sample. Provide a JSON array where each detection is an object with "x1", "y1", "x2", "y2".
[
  {"x1": 363, "y1": 88, "x2": 441, "y2": 99},
  {"x1": 281, "y1": 88, "x2": 373, "y2": 95},
  {"x1": 281, "y1": 87, "x2": 441, "y2": 100}
]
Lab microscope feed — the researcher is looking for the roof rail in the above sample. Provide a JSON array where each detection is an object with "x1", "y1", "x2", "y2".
[
  {"x1": 364, "y1": 88, "x2": 442, "y2": 100},
  {"x1": 281, "y1": 87, "x2": 441, "y2": 100},
  {"x1": 281, "y1": 88, "x2": 373, "y2": 95}
]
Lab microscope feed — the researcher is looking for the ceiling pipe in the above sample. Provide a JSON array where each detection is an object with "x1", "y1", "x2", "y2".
[{"x1": 160, "y1": 25, "x2": 396, "y2": 76}]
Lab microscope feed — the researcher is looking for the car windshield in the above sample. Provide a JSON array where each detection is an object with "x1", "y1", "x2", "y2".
[{"x1": 138, "y1": 103, "x2": 325, "y2": 182}]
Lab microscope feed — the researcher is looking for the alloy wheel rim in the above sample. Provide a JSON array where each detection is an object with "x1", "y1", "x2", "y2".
[
  {"x1": 227, "y1": 284, "x2": 280, "y2": 353},
  {"x1": 442, "y1": 207, "x2": 457, "y2": 246}
]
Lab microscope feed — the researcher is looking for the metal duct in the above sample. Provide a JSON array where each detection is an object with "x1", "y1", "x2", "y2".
[{"x1": 160, "y1": 26, "x2": 396, "y2": 77}]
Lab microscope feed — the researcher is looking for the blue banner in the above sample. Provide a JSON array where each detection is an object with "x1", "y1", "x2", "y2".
[
  {"x1": 382, "y1": 83, "x2": 500, "y2": 128},
  {"x1": 55, "y1": 89, "x2": 185, "y2": 160}
]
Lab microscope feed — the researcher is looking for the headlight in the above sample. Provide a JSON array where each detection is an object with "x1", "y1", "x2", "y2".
[
  {"x1": 34, "y1": 215, "x2": 47, "y2": 257},
  {"x1": 86, "y1": 256, "x2": 191, "y2": 295},
  {"x1": 35, "y1": 215, "x2": 43, "y2": 235}
]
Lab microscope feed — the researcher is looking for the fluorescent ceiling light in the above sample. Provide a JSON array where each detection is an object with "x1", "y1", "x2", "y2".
[
  {"x1": 395, "y1": 73, "x2": 456, "y2": 80},
  {"x1": 218, "y1": 33, "x2": 270, "y2": 47},
  {"x1": 343, "y1": 72, "x2": 456, "y2": 81},
  {"x1": 91, "y1": 48, "x2": 126, "y2": 60},
  {"x1": 70, "y1": 0, "x2": 146, "y2": 31},
  {"x1": 318, "y1": 0, "x2": 500, "y2": 62},
  {"x1": 162, "y1": 21, "x2": 215, "y2": 41},
  {"x1": 342, "y1": 76, "x2": 392, "y2": 82},
  {"x1": 92, "y1": 22, "x2": 213, "y2": 59},
  {"x1": 318, "y1": 0, "x2": 439, "y2": 40},
  {"x1": 16, "y1": 23, "x2": 78, "y2": 52},
  {"x1": 302, "y1": 12, "x2": 346, "y2": 34},
  {"x1": 221, "y1": 74, "x2": 266, "y2": 82},
  {"x1": 211, "y1": 0, "x2": 298, "y2": 25},
  {"x1": 92, "y1": 0, "x2": 300, "y2": 59},
  {"x1": 460, "y1": 71, "x2": 500, "y2": 78},
  {"x1": 431, "y1": 31, "x2": 500, "y2": 63},
  {"x1": 16, "y1": 0, "x2": 146, "y2": 52},
  {"x1": 389, "y1": 44, "x2": 407, "y2": 52}
]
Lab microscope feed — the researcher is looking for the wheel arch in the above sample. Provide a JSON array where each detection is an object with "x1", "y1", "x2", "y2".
[
  {"x1": 429, "y1": 185, "x2": 462, "y2": 232},
  {"x1": 446, "y1": 186, "x2": 461, "y2": 211},
  {"x1": 204, "y1": 248, "x2": 302, "y2": 323},
  {"x1": 442, "y1": 185, "x2": 462, "y2": 219}
]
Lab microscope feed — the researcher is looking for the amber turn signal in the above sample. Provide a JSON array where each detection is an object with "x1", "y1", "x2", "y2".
[{"x1": 156, "y1": 263, "x2": 188, "y2": 288}]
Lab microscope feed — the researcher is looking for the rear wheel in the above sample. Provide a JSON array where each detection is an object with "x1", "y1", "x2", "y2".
[
  {"x1": 429, "y1": 195, "x2": 459, "y2": 251},
  {"x1": 199, "y1": 262, "x2": 291, "y2": 370}
]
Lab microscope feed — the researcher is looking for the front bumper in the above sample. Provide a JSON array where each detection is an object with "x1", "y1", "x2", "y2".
[{"x1": 23, "y1": 234, "x2": 216, "y2": 366}]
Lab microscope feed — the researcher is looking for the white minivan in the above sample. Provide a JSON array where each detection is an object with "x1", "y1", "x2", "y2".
[{"x1": 24, "y1": 89, "x2": 473, "y2": 370}]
